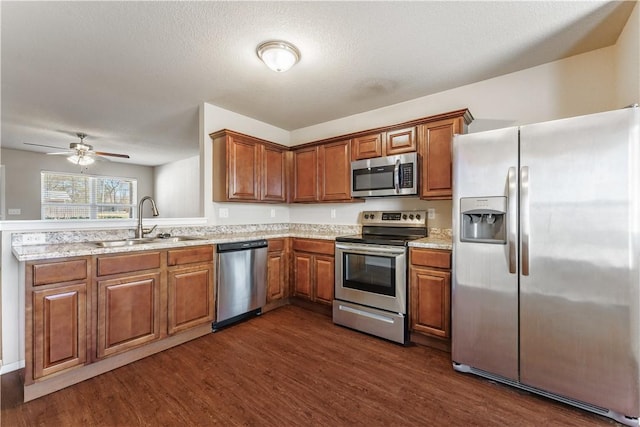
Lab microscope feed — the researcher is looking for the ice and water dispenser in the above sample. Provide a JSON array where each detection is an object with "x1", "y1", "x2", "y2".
[{"x1": 460, "y1": 197, "x2": 507, "y2": 244}]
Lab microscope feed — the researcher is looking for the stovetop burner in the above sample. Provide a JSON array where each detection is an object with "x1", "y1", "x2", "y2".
[{"x1": 335, "y1": 210, "x2": 428, "y2": 246}]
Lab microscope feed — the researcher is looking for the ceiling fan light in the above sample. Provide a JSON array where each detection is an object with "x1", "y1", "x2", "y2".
[
  {"x1": 257, "y1": 40, "x2": 300, "y2": 72},
  {"x1": 67, "y1": 153, "x2": 95, "y2": 166}
]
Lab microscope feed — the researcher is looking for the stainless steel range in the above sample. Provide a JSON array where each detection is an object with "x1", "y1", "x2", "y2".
[{"x1": 333, "y1": 210, "x2": 427, "y2": 344}]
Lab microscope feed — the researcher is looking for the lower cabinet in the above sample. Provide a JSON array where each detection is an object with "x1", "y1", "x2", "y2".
[
  {"x1": 167, "y1": 246, "x2": 215, "y2": 334},
  {"x1": 292, "y1": 238, "x2": 335, "y2": 305},
  {"x1": 26, "y1": 257, "x2": 90, "y2": 383},
  {"x1": 96, "y1": 272, "x2": 161, "y2": 358},
  {"x1": 409, "y1": 248, "x2": 452, "y2": 342},
  {"x1": 32, "y1": 283, "x2": 87, "y2": 379},
  {"x1": 95, "y1": 251, "x2": 163, "y2": 358},
  {"x1": 24, "y1": 245, "x2": 214, "y2": 397},
  {"x1": 267, "y1": 238, "x2": 289, "y2": 303}
]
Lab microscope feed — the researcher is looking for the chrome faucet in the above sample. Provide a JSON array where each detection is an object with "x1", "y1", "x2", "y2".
[{"x1": 136, "y1": 196, "x2": 159, "y2": 238}]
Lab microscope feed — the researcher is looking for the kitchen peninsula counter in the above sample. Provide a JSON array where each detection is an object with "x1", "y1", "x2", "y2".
[{"x1": 12, "y1": 224, "x2": 453, "y2": 262}]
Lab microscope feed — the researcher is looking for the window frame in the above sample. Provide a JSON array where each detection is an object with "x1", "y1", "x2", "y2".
[{"x1": 40, "y1": 171, "x2": 138, "y2": 220}]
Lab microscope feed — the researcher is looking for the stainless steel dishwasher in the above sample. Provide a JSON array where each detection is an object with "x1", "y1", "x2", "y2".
[{"x1": 213, "y1": 239, "x2": 268, "y2": 330}]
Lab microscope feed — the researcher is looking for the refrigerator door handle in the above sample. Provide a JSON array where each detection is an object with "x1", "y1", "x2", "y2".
[
  {"x1": 521, "y1": 166, "x2": 530, "y2": 276},
  {"x1": 507, "y1": 167, "x2": 517, "y2": 274}
]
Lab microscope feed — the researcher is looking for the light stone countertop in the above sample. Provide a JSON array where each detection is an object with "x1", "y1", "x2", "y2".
[
  {"x1": 12, "y1": 225, "x2": 453, "y2": 262},
  {"x1": 408, "y1": 228, "x2": 453, "y2": 251}
]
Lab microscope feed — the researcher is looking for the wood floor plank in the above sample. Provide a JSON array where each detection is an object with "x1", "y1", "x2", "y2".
[{"x1": 2, "y1": 305, "x2": 616, "y2": 426}]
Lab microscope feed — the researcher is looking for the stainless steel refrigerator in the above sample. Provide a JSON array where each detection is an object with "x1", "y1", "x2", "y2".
[{"x1": 451, "y1": 107, "x2": 640, "y2": 426}]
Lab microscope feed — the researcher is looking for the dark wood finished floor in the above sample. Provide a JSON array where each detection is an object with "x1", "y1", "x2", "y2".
[{"x1": 2, "y1": 305, "x2": 617, "y2": 426}]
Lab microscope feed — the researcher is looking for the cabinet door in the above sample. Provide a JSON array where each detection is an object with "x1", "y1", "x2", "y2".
[
  {"x1": 261, "y1": 145, "x2": 287, "y2": 202},
  {"x1": 167, "y1": 265, "x2": 214, "y2": 335},
  {"x1": 97, "y1": 272, "x2": 161, "y2": 358},
  {"x1": 410, "y1": 266, "x2": 451, "y2": 339},
  {"x1": 227, "y1": 135, "x2": 260, "y2": 200},
  {"x1": 386, "y1": 127, "x2": 416, "y2": 155},
  {"x1": 267, "y1": 250, "x2": 287, "y2": 302},
  {"x1": 32, "y1": 283, "x2": 87, "y2": 379},
  {"x1": 318, "y1": 140, "x2": 351, "y2": 201},
  {"x1": 419, "y1": 118, "x2": 460, "y2": 199},
  {"x1": 352, "y1": 133, "x2": 383, "y2": 160},
  {"x1": 314, "y1": 255, "x2": 335, "y2": 305},
  {"x1": 292, "y1": 146, "x2": 318, "y2": 202},
  {"x1": 293, "y1": 252, "x2": 313, "y2": 300}
]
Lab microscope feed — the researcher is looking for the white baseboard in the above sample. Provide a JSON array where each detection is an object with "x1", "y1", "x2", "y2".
[{"x1": 1, "y1": 360, "x2": 24, "y2": 375}]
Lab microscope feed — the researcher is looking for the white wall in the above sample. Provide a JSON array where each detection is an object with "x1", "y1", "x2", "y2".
[
  {"x1": 1, "y1": 148, "x2": 155, "y2": 220},
  {"x1": 201, "y1": 41, "x2": 629, "y2": 229},
  {"x1": 615, "y1": 2, "x2": 640, "y2": 107},
  {"x1": 154, "y1": 156, "x2": 200, "y2": 218},
  {"x1": 201, "y1": 103, "x2": 291, "y2": 225}
]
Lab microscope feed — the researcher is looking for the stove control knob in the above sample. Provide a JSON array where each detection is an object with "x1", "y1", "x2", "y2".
[
  {"x1": 402, "y1": 214, "x2": 407, "y2": 220},
  {"x1": 364, "y1": 214, "x2": 369, "y2": 219},
  {"x1": 370, "y1": 213, "x2": 375, "y2": 219},
  {"x1": 416, "y1": 214, "x2": 421, "y2": 220},
  {"x1": 409, "y1": 214, "x2": 414, "y2": 220}
]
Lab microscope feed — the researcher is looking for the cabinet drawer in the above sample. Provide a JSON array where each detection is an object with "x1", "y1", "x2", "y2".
[
  {"x1": 410, "y1": 248, "x2": 451, "y2": 269},
  {"x1": 32, "y1": 259, "x2": 88, "y2": 286},
  {"x1": 292, "y1": 238, "x2": 334, "y2": 255},
  {"x1": 167, "y1": 246, "x2": 214, "y2": 266},
  {"x1": 96, "y1": 252, "x2": 161, "y2": 276},
  {"x1": 268, "y1": 238, "x2": 286, "y2": 252}
]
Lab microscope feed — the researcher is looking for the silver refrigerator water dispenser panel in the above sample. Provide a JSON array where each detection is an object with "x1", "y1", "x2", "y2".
[{"x1": 460, "y1": 196, "x2": 507, "y2": 244}]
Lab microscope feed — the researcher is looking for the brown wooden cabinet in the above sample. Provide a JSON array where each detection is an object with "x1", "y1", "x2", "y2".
[
  {"x1": 351, "y1": 127, "x2": 416, "y2": 160},
  {"x1": 26, "y1": 258, "x2": 90, "y2": 383},
  {"x1": 409, "y1": 248, "x2": 452, "y2": 344},
  {"x1": 318, "y1": 140, "x2": 351, "y2": 201},
  {"x1": 293, "y1": 140, "x2": 352, "y2": 203},
  {"x1": 386, "y1": 126, "x2": 417, "y2": 155},
  {"x1": 212, "y1": 130, "x2": 287, "y2": 203},
  {"x1": 292, "y1": 146, "x2": 318, "y2": 202},
  {"x1": 418, "y1": 111, "x2": 472, "y2": 200},
  {"x1": 24, "y1": 245, "x2": 217, "y2": 401},
  {"x1": 95, "y1": 251, "x2": 163, "y2": 358},
  {"x1": 352, "y1": 133, "x2": 383, "y2": 160},
  {"x1": 292, "y1": 238, "x2": 335, "y2": 305},
  {"x1": 166, "y1": 246, "x2": 215, "y2": 335},
  {"x1": 267, "y1": 238, "x2": 289, "y2": 303}
]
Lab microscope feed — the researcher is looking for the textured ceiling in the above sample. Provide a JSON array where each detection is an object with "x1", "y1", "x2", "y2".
[{"x1": 1, "y1": 1, "x2": 635, "y2": 166}]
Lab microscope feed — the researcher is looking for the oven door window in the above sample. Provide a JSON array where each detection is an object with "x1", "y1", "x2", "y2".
[{"x1": 343, "y1": 252, "x2": 395, "y2": 296}]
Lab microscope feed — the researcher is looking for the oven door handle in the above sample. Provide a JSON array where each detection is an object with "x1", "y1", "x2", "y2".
[{"x1": 335, "y1": 243, "x2": 406, "y2": 256}]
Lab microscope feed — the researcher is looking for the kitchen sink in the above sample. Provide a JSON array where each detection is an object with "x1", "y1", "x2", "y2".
[{"x1": 93, "y1": 236, "x2": 204, "y2": 247}]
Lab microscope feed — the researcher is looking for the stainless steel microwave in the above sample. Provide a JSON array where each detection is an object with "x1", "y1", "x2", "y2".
[{"x1": 351, "y1": 152, "x2": 418, "y2": 197}]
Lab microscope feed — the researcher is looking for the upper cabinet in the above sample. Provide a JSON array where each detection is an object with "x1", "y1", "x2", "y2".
[
  {"x1": 292, "y1": 146, "x2": 318, "y2": 202},
  {"x1": 351, "y1": 127, "x2": 417, "y2": 161},
  {"x1": 292, "y1": 139, "x2": 353, "y2": 203},
  {"x1": 210, "y1": 108, "x2": 472, "y2": 204},
  {"x1": 318, "y1": 140, "x2": 352, "y2": 201},
  {"x1": 211, "y1": 130, "x2": 287, "y2": 203},
  {"x1": 418, "y1": 110, "x2": 473, "y2": 200}
]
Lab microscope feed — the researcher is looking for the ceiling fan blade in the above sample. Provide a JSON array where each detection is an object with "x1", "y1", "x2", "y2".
[
  {"x1": 46, "y1": 151, "x2": 73, "y2": 156},
  {"x1": 24, "y1": 142, "x2": 67, "y2": 150},
  {"x1": 95, "y1": 151, "x2": 130, "y2": 159}
]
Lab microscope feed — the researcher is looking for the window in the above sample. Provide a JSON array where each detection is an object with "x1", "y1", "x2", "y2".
[{"x1": 41, "y1": 171, "x2": 137, "y2": 220}]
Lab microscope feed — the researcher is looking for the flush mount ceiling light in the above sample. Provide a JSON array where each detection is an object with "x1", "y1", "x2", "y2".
[{"x1": 256, "y1": 40, "x2": 300, "y2": 72}]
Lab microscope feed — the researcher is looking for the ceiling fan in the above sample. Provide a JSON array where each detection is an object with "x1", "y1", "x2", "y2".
[{"x1": 24, "y1": 133, "x2": 130, "y2": 166}]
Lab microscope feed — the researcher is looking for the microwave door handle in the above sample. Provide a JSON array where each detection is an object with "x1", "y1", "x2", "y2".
[{"x1": 394, "y1": 159, "x2": 401, "y2": 193}]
